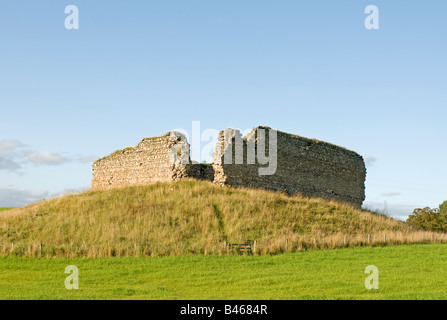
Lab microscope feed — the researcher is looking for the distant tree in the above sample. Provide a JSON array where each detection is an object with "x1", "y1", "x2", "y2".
[
  {"x1": 440, "y1": 201, "x2": 447, "y2": 216},
  {"x1": 438, "y1": 201, "x2": 447, "y2": 230},
  {"x1": 407, "y1": 202, "x2": 447, "y2": 232},
  {"x1": 407, "y1": 207, "x2": 440, "y2": 231}
]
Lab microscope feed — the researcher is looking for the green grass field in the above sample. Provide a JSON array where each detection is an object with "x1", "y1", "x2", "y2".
[
  {"x1": 0, "y1": 208, "x2": 15, "y2": 213},
  {"x1": 1, "y1": 244, "x2": 447, "y2": 300}
]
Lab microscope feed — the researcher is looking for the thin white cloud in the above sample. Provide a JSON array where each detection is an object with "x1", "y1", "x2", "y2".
[
  {"x1": 0, "y1": 140, "x2": 26, "y2": 157},
  {"x1": 362, "y1": 201, "x2": 417, "y2": 221},
  {"x1": 0, "y1": 140, "x2": 27, "y2": 171},
  {"x1": 0, "y1": 139, "x2": 95, "y2": 168},
  {"x1": 49, "y1": 187, "x2": 88, "y2": 198},
  {"x1": 0, "y1": 140, "x2": 95, "y2": 206},
  {"x1": 0, "y1": 140, "x2": 99, "y2": 171},
  {"x1": 76, "y1": 155, "x2": 99, "y2": 164},
  {"x1": 363, "y1": 154, "x2": 377, "y2": 166},
  {"x1": 381, "y1": 192, "x2": 401, "y2": 197},
  {"x1": 0, "y1": 187, "x2": 49, "y2": 207},
  {"x1": 26, "y1": 151, "x2": 69, "y2": 165},
  {"x1": 0, "y1": 158, "x2": 21, "y2": 171}
]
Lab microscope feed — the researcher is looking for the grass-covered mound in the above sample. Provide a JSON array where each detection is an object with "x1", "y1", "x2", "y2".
[{"x1": 0, "y1": 180, "x2": 445, "y2": 257}]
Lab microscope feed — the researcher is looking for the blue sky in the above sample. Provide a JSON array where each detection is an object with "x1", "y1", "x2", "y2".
[{"x1": 0, "y1": 1, "x2": 446, "y2": 219}]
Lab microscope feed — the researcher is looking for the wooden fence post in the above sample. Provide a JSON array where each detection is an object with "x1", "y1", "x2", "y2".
[
  {"x1": 286, "y1": 239, "x2": 288, "y2": 251},
  {"x1": 253, "y1": 240, "x2": 257, "y2": 254}
]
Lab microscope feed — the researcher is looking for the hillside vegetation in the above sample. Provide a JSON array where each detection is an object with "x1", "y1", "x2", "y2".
[{"x1": 0, "y1": 180, "x2": 445, "y2": 257}]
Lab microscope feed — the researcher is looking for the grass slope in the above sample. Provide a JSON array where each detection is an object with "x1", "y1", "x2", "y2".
[
  {"x1": 0, "y1": 180, "x2": 444, "y2": 257},
  {"x1": 1, "y1": 244, "x2": 447, "y2": 299},
  {"x1": 0, "y1": 208, "x2": 15, "y2": 213}
]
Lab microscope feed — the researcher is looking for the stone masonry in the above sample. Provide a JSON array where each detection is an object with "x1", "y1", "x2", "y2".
[{"x1": 91, "y1": 126, "x2": 366, "y2": 207}]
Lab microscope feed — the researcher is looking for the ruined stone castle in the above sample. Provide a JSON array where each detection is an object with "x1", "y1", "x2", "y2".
[{"x1": 91, "y1": 126, "x2": 366, "y2": 207}]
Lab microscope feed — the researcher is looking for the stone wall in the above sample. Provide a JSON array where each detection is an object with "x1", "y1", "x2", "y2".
[
  {"x1": 92, "y1": 131, "x2": 191, "y2": 190},
  {"x1": 92, "y1": 126, "x2": 366, "y2": 207},
  {"x1": 212, "y1": 127, "x2": 366, "y2": 207}
]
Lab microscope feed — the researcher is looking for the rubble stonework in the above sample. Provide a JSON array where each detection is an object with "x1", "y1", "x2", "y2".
[{"x1": 91, "y1": 126, "x2": 366, "y2": 207}]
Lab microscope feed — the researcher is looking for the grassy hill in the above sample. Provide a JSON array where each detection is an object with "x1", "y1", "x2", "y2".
[{"x1": 0, "y1": 180, "x2": 445, "y2": 257}]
